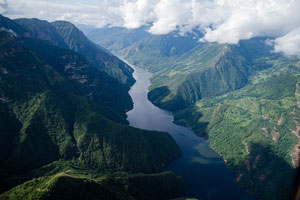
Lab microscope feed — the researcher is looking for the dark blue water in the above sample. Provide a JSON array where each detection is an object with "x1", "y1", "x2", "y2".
[{"x1": 126, "y1": 66, "x2": 253, "y2": 200}]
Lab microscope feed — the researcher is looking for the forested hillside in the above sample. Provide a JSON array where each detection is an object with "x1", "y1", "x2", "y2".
[
  {"x1": 89, "y1": 26, "x2": 300, "y2": 200},
  {"x1": 0, "y1": 15, "x2": 182, "y2": 200}
]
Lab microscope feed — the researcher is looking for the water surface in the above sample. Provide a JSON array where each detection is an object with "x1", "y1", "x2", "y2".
[{"x1": 126, "y1": 66, "x2": 253, "y2": 200}]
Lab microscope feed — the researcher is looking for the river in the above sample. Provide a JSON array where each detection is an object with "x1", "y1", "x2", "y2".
[{"x1": 126, "y1": 66, "x2": 253, "y2": 200}]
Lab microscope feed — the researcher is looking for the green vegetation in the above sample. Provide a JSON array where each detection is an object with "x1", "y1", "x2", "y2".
[
  {"x1": 89, "y1": 26, "x2": 300, "y2": 199},
  {"x1": 87, "y1": 26, "x2": 151, "y2": 52},
  {"x1": 0, "y1": 16, "x2": 182, "y2": 199},
  {"x1": 13, "y1": 17, "x2": 134, "y2": 86},
  {"x1": 91, "y1": 28, "x2": 298, "y2": 111},
  {"x1": 52, "y1": 21, "x2": 135, "y2": 86},
  {"x1": 146, "y1": 40, "x2": 299, "y2": 111},
  {"x1": 2, "y1": 15, "x2": 299, "y2": 200},
  {"x1": 174, "y1": 74, "x2": 300, "y2": 200},
  {"x1": 21, "y1": 36, "x2": 132, "y2": 118},
  {"x1": 0, "y1": 161, "x2": 183, "y2": 200}
]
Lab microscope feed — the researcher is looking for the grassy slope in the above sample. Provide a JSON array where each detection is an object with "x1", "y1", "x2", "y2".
[
  {"x1": 0, "y1": 29, "x2": 181, "y2": 197},
  {"x1": 174, "y1": 73, "x2": 300, "y2": 200},
  {"x1": 0, "y1": 161, "x2": 183, "y2": 200}
]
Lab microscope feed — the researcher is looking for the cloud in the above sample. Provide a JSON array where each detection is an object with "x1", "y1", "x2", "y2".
[
  {"x1": 0, "y1": 0, "x2": 7, "y2": 14},
  {"x1": 273, "y1": 27, "x2": 300, "y2": 56},
  {"x1": 119, "y1": 0, "x2": 154, "y2": 29},
  {"x1": 3, "y1": 0, "x2": 119, "y2": 27},
  {"x1": 120, "y1": 0, "x2": 300, "y2": 56},
  {"x1": 2, "y1": 0, "x2": 300, "y2": 55},
  {"x1": 202, "y1": 0, "x2": 300, "y2": 44},
  {"x1": 0, "y1": 27, "x2": 17, "y2": 36},
  {"x1": 149, "y1": 0, "x2": 191, "y2": 34}
]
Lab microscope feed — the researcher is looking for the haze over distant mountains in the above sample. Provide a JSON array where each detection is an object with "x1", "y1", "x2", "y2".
[{"x1": 2, "y1": 0, "x2": 300, "y2": 56}]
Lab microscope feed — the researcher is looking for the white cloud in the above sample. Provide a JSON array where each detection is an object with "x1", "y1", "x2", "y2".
[
  {"x1": 0, "y1": 0, "x2": 7, "y2": 14},
  {"x1": 202, "y1": 0, "x2": 300, "y2": 44},
  {"x1": 3, "y1": 0, "x2": 117, "y2": 26},
  {"x1": 2, "y1": 0, "x2": 300, "y2": 55},
  {"x1": 119, "y1": 0, "x2": 154, "y2": 29},
  {"x1": 273, "y1": 27, "x2": 300, "y2": 56},
  {"x1": 56, "y1": 12, "x2": 72, "y2": 21},
  {"x1": 149, "y1": 0, "x2": 190, "y2": 34}
]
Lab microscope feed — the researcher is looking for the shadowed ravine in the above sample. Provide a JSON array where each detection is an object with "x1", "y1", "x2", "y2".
[{"x1": 126, "y1": 66, "x2": 254, "y2": 200}]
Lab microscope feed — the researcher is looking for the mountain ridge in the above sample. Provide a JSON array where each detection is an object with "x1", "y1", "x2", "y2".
[
  {"x1": 0, "y1": 16, "x2": 183, "y2": 199},
  {"x1": 87, "y1": 26, "x2": 300, "y2": 200}
]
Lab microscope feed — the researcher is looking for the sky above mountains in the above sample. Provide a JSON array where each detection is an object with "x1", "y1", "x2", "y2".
[{"x1": 1, "y1": 0, "x2": 300, "y2": 56}]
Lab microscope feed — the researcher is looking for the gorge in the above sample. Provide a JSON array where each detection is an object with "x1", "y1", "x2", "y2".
[{"x1": 126, "y1": 65, "x2": 253, "y2": 199}]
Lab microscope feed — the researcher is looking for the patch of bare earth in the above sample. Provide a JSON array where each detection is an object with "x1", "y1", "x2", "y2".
[
  {"x1": 261, "y1": 128, "x2": 269, "y2": 137},
  {"x1": 263, "y1": 115, "x2": 269, "y2": 120},
  {"x1": 290, "y1": 119, "x2": 300, "y2": 168},
  {"x1": 71, "y1": 75, "x2": 88, "y2": 84},
  {"x1": 291, "y1": 119, "x2": 300, "y2": 139},
  {"x1": 290, "y1": 108, "x2": 296, "y2": 115},
  {"x1": 278, "y1": 117, "x2": 284, "y2": 126},
  {"x1": 297, "y1": 101, "x2": 300, "y2": 109},
  {"x1": 291, "y1": 140, "x2": 300, "y2": 168},
  {"x1": 243, "y1": 141, "x2": 249, "y2": 155},
  {"x1": 236, "y1": 173, "x2": 243, "y2": 182},
  {"x1": 217, "y1": 104, "x2": 221, "y2": 111},
  {"x1": 272, "y1": 132, "x2": 280, "y2": 142}
]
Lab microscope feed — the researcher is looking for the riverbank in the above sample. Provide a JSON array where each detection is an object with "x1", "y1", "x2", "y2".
[{"x1": 126, "y1": 65, "x2": 253, "y2": 200}]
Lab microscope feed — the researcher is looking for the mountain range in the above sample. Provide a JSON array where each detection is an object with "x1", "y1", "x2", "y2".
[
  {"x1": 0, "y1": 15, "x2": 183, "y2": 200},
  {"x1": 87, "y1": 26, "x2": 300, "y2": 200},
  {"x1": 0, "y1": 13, "x2": 299, "y2": 200}
]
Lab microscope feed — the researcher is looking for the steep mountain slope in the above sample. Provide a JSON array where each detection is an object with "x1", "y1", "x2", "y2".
[
  {"x1": 87, "y1": 27, "x2": 300, "y2": 200},
  {"x1": 0, "y1": 15, "x2": 28, "y2": 36},
  {"x1": 0, "y1": 17, "x2": 182, "y2": 199},
  {"x1": 146, "y1": 39, "x2": 278, "y2": 110},
  {"x1": 13, "y1": 17, "x2": 134, "y2": 86},
  {"x1": 21, "y1": 37, "x2": 131, "y2": 120},
  {"x1": 51, "y1": 21, "x2": 135, "y2": 86},
  {"x1": 119, "y1": 33, "x2": 200, "y2": 72},
  {"x1": 87, "y1": 26, "x2": 151, "y2": 52},
  {"x1": 148, "y1": 40, "x2": 300, "y2": 199},
  {"x1": 0, "y1": 14, "x2": 133, "y2": 118},
  {"x1": 174, "y1": 73, "x2": 300, "y2": 200},
  {"x1": 14, "y1": 18, "x2": 68, "y2": 48},
  {"x1": 1, "y1": 168, "x2": 183, "y2": 200},
  {"x1": 87, "y1": 27, "x2": 201, "y2": 72},
  {"x1": 89, "y1": 28, "x2": 283, "y2": 111}
]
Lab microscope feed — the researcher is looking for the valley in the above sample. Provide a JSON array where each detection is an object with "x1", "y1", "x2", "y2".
[
  {"x1": 0, "y1": 7, "x2": 299, "y2": 199},
  {"x1": 126, "y1": 65, "x2": 253, "y2": 199},
  {"x1": 0, "y1": 15, "x2": 183, "y2": 200},
  {"x1": 88, "y1": 27, "x2": 300, "y2": 200}
]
